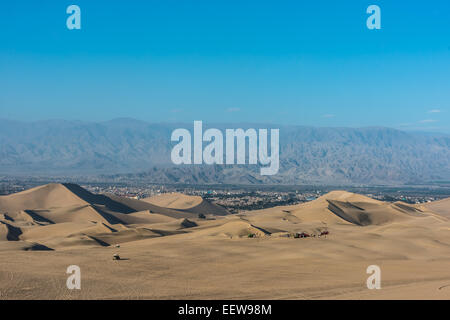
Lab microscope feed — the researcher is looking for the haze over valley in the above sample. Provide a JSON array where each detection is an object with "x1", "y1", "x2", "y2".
[{"x1": 1, "y1": 118, "x2": 449, "y2": 186}]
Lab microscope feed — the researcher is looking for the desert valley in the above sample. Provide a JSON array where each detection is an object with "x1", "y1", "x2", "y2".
[{"x1": 0, "y1": 183, "x2": 449, "y2": 299}]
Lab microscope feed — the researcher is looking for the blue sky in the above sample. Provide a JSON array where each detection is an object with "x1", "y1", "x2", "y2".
[{"x1": 0, "y1": 0, "x2": 449, "y2": 132}]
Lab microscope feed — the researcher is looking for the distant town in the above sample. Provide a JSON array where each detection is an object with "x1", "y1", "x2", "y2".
[{"x1": 1, "y1": 176, "x2": 449, "y2": 214}]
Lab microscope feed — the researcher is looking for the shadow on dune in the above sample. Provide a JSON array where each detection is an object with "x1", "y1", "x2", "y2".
[
  {"x1": 89, "y1": 205, "x2": 128, "y2": 225},
  {"x1": 24, "y1": 210, "x2": 55, "y2": 224},
  {"x1": 250, "y1": 224, "x2": 272, "y2": 235},
  {"x1": 2, "y1": 214, "x2": 14, "y2": 222},
  {"x1": 327, "y1": 200, "x2": 372, "y2": 226},
  {"x1": 88, "y1": 235, "x2": 111, "y2": 247},
  {"x1": 106, "y1": 194, "x2": 199, "y2": 219},
  {"x1": 180, "y1": 199, "x2": 230, "y2": 216},
  {"x1": 63, "y1": 183, "x2": 136, "y2": 214},
  {"x1": 181, "y1": 218, "x2": 197, "y2": 228},
  {"x1": 145, "y1": 228, "x2": 187, "y2": 236},
  {"x1": 23, "y1": 243, "x2": 54, "y2": 251},
  {"x1": 1, "y1": 221, "x2": 23, "y2": 241}
]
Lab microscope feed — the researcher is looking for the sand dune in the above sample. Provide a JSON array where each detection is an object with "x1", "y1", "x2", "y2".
[
  {"x1": 1, "y1": 185, "x2": 447, "y2": 247},
  {"x1": 0, "y1": 183, "x2": 87, "y2": 212},
  {"x1": 194, "y1": 219, "x2": 271, "y2": 238},
  {"x1": 106, "y1": 193, "x2": 186, "y2": 215},
  {"x1": 20, "y1": 222, "x2": 95, "y2": 241},
  {"x1": 0, "y1": 184, "x2": 195, "y2": 249},
  {"x1": 116, "y1": 210, "x2": 178, "y2": 225},
  {"x1": 421, "y1": 198, "x2": 450, "y2": 218},
  {"x1": 143, "y1": 192, "x2": 230, "y2": 216},
  {"x1": 0, "y1": 183, "x2": 233, "y2": 250},
  {"x1": 0, "y1": 184, "x2": 449, "y2": 299},
  {"x1": 144, "y1": 192, "x2": 203, "y2": 209},
  {"x1": 0, "y1": 220, "x2": 22, "y2": 241},
  {"x1": 276, "y1": 191, "x2": 432, "y2": 226}
]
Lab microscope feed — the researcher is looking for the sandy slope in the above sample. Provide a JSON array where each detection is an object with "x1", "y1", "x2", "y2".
[
  {"x1": 143, "y1": 192, "x2": 203, "y2": 209},
  {"x1": 421, "y1": 198, "x2": 450, "y2": 218},
  {"x1": 0, "y1": 184, "x2": 87, "y2": 212},
  {"x1": 0, "y1": 184, "x2": 229, "y2": 249},
  {"x1": 0, "y1": 184, "x2": 449, "y2": 299},
  {"x1": 143, "y1": 192, "x2": 230, "y2": 216}
]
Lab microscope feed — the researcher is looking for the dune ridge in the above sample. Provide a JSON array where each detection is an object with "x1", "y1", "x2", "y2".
[
  {"x1": 1, "y1": 185, "x2": 448, "y2": 249},
  {"x1": 143, "y1": 192, "x2": 230, "y2": 216},
  {"x1": 0, "y1": 183, "x2": 232, "y2": 249},
  {"x1": 1, "y1": 183, "x2": 449, "y2": 299}
]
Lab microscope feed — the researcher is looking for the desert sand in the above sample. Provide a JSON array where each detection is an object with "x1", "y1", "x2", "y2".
[{"x1": 0, "y1": 183, "x2": 449, "y2": 299}]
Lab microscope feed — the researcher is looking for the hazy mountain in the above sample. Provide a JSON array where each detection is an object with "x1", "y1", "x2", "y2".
[{"x1": 0, "y1": 118, "x2": 449, "y2": 185}]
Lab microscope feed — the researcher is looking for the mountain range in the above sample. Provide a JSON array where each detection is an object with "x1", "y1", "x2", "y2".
[{"x1": 0, "y1": 118, "x2": 449, "y2": 185}]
